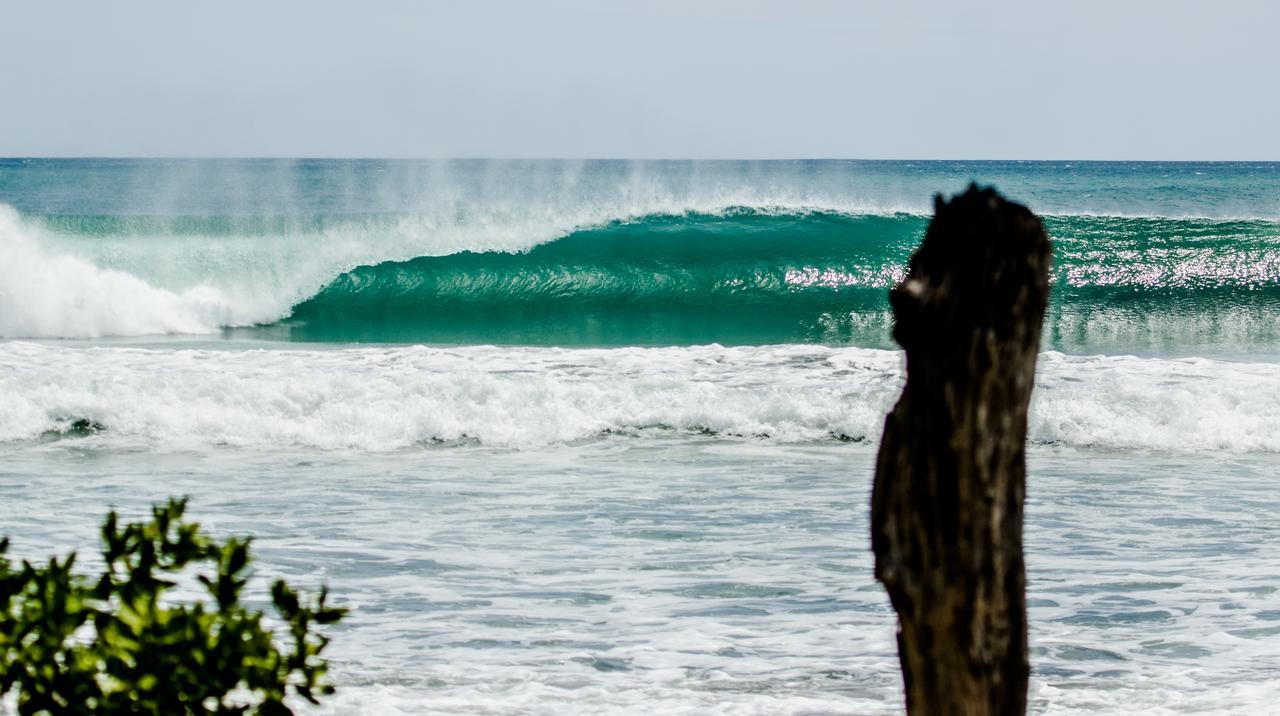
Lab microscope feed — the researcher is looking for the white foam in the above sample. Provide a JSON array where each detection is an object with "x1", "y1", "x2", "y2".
[
  {"x1": 1, "y1": 342, "x2": 1275, "y2": 453},
  {"x1": 0, "y1": 207, "x2": 239, "y2": 337},
  {"x1": 1032, "y1": 352, "x2": 1280, "y2": 453}
]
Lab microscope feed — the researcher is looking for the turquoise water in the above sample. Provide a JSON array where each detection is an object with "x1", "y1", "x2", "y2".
[
  {"x1": 4, "y1": 160, "x2": 1278, "y2": 353},
  {"x1": 0, "y1": 160, "x2": 1277, "y2": 714}
]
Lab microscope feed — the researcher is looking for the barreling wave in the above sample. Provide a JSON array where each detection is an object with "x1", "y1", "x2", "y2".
[
  {"x1": 274, "y1": 210, "x2": 919, "y2": 345},
  {"x1": 273, "y1": 211, "x2": 1280, "y2": 352},
  {"x1": 2, "y1": 203, "x2": 1278, "y2": 352}
]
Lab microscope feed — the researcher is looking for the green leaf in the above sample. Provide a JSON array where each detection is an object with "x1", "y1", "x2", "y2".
[{"x1": 0, "y1": 498, "x2": 345, "y2": 715}]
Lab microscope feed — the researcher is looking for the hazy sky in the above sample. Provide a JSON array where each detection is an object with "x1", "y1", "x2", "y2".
[{"x1": 2, "y1": 0, "x2": 1277, "y2": 159}]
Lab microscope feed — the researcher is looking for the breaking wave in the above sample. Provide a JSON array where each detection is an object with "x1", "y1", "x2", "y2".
[
  {"x1": 2, "y1": 342, "x2": 1277, "y2": 453},
  {"x1": 1, "y1": 203, "x2": 1277, "y2": 352}
]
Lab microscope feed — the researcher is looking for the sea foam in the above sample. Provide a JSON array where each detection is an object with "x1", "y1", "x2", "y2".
[
  {"x1": 1, "y1": 342, "x2": 1275, "y2": 453},
  {"x1": 0, "y1": 207, "x2": 239, "y2": 337}
]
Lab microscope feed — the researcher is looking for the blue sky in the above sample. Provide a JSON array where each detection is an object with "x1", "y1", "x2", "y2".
[{"x1": 2, "y1": 0, "x2": 1276, "y2": 159}]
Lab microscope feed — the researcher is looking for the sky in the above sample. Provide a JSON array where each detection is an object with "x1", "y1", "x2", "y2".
[{"x1": 2, "y1": 0, "x2": 1277, "y2": 160}]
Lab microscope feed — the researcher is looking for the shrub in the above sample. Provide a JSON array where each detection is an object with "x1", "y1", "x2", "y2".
[{"x1": 0, "y1": 498, "x2": 345, "y2": 714}]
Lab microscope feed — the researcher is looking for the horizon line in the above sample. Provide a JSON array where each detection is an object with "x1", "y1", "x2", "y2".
[{"x1": 2, "y1": 156, "x2": 1279, "y2": 163}]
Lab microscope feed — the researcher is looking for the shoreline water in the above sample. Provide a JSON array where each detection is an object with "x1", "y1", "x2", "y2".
[{"x1": 1, "y1": 443, "x2": 1275, "y2": 714}]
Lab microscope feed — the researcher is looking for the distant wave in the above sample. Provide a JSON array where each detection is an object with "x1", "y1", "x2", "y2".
[
  {"x1": 1, "y1": 203, "x2": 1277, "y2": 351},
  {"x1": 2, "y1": 343, "x2": 1276, "y2": 453}
]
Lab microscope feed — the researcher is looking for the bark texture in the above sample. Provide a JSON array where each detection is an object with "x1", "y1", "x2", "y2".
[{"x1": 872, "y1": 186, "x2": 1051, "y2": 716}]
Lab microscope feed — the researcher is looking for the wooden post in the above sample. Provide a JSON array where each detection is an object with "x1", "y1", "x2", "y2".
[{"x1": 871, "y1": 185, "x2": 1051, "y2": 716}]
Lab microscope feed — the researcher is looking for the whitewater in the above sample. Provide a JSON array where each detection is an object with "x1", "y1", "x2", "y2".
[
  {"x1": 3, "y1": 343, "x2": 1278, "y2": 454},
  {"x1": 1, "y1": 159, "x2": 1277, "y2": 714}
]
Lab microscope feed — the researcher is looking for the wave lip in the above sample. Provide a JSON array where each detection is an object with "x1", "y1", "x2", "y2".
[{"x1": 1, "y1": 343, "x2": 1276, "y2": 454}]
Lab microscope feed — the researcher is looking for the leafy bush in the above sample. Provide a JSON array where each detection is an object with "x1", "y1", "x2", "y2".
[{"x1": 0, "y1": 498, "x2": 345, "y2": 714}]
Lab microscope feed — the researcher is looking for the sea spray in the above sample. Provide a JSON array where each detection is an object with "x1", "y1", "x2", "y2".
[{"x1": 0, "y1": 206, "x2": 237, "y2": 337}]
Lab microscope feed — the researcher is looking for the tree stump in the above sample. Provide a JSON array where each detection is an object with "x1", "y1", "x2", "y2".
[{"x1": 871, "y1": 185, "x2": 1051, "y2": 716}]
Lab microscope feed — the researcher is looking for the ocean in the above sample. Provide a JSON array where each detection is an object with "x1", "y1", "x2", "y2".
[{"x1": 0, "y1": 159, "x2": 1277, "y2": 714}]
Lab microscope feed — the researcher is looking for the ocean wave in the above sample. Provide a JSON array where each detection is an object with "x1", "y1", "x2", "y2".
[
  {"x1": 2, "y1": 203, "x2": 1277, "y2": 351},
  {"x1": 1, "y1": 343, "x2": 1276, "y2": 453}
]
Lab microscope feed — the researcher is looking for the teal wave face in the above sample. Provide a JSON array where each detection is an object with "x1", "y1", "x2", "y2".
[
  {"x1": 271, "y1": 211, "x2": 922, "y2": 345},
  {"x1": 258, "y1": 210, "x2": 1280, "y2": 352}
]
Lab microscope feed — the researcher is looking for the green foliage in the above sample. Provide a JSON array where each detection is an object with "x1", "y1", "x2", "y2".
[{"x1": 0, "y1": 498, "x2": 345, "y2": 714}]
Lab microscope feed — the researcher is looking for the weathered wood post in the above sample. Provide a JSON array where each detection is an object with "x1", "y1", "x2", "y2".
[{"x1": 872, "y1": 185, "x2": 1051, "y2": 716}]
